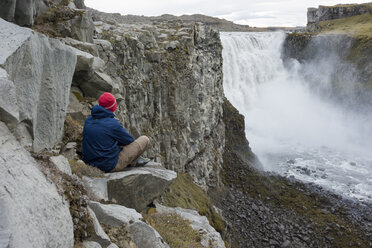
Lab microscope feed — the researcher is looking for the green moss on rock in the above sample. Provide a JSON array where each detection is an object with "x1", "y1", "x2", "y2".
[
  {"x1": 145, "y1": 212, "x2": 204, "y2": 248},
  {"x1": 69, "y1": 159, "x2": 105, "y2": 178},
  {"x1": 161, "y1": 173, "x2": 226, "y2": 234},
  {"x1": 63, "y1": 115, "x2": 83, "y2": 144},
  {"x1": 72, "y1": 91, "x2": 85, "y2": 102}
]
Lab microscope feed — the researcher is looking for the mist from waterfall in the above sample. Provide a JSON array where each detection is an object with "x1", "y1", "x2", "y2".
[{"x1": 221, "y1": 32, "x2": 372, "y2": 202}]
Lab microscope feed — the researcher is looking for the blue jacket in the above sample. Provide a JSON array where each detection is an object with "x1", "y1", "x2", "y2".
[{"x1": 82, "y1": 105, "x2": 134, "y2": 172}]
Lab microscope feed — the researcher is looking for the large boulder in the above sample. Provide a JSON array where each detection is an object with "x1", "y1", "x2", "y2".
[
  {"x1": 0, "y1": 122, "x2": 74, "y2": 248},
  {"x1": 89, "y1": 201, "x2": 169, "y2": 248},
  {"x1": 83, "y1": 164, "x2": 177, "y2": 212},
  {"x1": 106, "y1": 166, "x2": 177, "y2": 212},
  {"x1": 0, "y1": 18, "x2": 76, "y2": 152}
]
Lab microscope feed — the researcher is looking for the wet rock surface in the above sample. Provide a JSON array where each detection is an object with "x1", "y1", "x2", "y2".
[
  {"x1": 212, "y1": 99, "x2": 372, "y2": 248},
  {"x1": 282, "y1": 32, "x2": 372, "y2": 111}
]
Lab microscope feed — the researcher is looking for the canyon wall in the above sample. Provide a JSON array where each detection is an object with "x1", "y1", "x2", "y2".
[{"x1": 307, "y1": 3, "x2": 372, "y2": 30}]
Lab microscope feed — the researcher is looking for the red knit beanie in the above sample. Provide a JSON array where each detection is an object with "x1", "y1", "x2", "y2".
[{"x1": 98, "y1": 92, "x2": 117, "y2": 112}]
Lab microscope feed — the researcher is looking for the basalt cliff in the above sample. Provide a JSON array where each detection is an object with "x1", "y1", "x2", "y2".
[{"x1": 0, "y1": 1, "x2": 371, "y2": 248}]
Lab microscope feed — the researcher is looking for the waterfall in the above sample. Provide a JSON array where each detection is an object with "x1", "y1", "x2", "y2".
[{"x1": 221, "y1": 32, "x2": 372, "y2": 202}]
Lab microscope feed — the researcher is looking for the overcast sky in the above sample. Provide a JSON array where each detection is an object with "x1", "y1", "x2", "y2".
[{"x1": 85, "y1": 0, "x2": 371, "y2": 27}]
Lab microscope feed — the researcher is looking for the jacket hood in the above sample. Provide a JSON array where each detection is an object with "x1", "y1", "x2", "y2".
[{"x1": 91, "y1": 105, "x2": 115, "y2": 119}]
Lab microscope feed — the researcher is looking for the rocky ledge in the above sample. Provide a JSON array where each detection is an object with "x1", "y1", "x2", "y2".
[{"x1": 83, "y1": 163, "x2": 177, "y2": 212}]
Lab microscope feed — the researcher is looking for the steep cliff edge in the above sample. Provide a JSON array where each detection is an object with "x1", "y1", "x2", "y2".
[
  {"x1": 0, "y1": 3, "x2": 226, "y2": 247},
  {"x1": 74, "y1": 20, "x2": 226, "y2": 189}
]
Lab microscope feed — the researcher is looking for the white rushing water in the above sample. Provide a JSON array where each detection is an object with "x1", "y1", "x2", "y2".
[{"x1": 221, "y1": 32, "x2": 372, "y2": 202}]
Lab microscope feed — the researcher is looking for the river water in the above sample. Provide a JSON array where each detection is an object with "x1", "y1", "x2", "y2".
[{"x1": 221, "y1": 32, "x2": 372, "y2": 202}]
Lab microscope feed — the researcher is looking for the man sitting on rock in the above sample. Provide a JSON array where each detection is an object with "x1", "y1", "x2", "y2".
[{"x1": 82, "y1": 92, "x2": 150, "y2": 172}]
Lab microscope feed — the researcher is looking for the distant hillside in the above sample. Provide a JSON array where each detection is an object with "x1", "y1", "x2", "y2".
[
  {"x1": 307, "y1": 2, "x2": 372, "y2": 30},
  {"x1": 315, "y1": 13, "x2": 372, "y2": 37},
  {"x1": 88, "y1": 8, "x2": 254, "y2": 32}
]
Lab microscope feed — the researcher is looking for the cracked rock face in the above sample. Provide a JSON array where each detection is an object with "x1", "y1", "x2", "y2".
[
  {"x1": 307, "y1": 3, "x2": 372, "y2": 24},
  {"x1": 0, "y1": 122, "x2": 74, "y2": 248},
  {"x1": 62, "y1": 18, "x2": 225, "y2": 189},
  {"x1": 86, "y1": 20, "x2": 225, "y2": 189},
  {"x1": 0, "y1": 18, "x2": 77, "y2": 152}
]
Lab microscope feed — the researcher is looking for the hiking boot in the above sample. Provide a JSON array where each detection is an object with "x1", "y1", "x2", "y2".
[{"x1": 135, "y1": 157, "x2": 151, "y2": 167}]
